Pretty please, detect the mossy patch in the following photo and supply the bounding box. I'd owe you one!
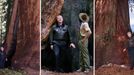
[0,68,26,75]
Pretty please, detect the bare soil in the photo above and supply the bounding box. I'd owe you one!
[41,69,93,75]
[96,64,134,75]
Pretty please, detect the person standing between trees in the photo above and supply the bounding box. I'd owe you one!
[123,31,134,70]
[50,15,76,72]
[77,13,92,72]
[0,46,7,68]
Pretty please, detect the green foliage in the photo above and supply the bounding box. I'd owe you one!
[0,68,26,75]
[0,0,13,45]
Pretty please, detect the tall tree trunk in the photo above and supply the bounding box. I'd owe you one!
[15,0,40,69]
[95,0,130,68]
[5,0,40,75]
[41,0,64,41]
[60,0,93,70]
[6,0,18,54]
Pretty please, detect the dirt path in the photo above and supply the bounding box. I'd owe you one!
[24,68,39,75]
[96,64,134,75]
[41,70,93,75]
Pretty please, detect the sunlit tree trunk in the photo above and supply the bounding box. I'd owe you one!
[5,0,40,74]
[41,0,64,41]
[15,0,40,69]
[95,0,130,68]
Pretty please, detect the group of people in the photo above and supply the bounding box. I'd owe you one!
[48,13,134,72]
[49,13,92,73]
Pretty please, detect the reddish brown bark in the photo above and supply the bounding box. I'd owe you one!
[14,0,40,69]
[41,0,64,41]
[95,0,130,68]
[6,0,18,53]
[5,0,40,74]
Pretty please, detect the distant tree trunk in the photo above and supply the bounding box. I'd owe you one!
[41,0,64,41]
[5,0,40,74]
[95,0,130,68]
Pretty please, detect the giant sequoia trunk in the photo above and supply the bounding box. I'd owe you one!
[95,0,131,68]
[5,0,40,74]
[6,0,18,55]
[61,0,93,70]
[41,0,64,41]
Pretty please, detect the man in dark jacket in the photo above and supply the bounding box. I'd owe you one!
[124,32,134,70]
[0,46,7,68]
[50,15,75,72]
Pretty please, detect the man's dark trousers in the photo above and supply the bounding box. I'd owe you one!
[128,47,134,69]
[53,41,72,72]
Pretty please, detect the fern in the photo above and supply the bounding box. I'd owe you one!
[0,0,13,45]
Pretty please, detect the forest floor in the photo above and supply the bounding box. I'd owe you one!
[95,64,134,75]
[0,68,39,75]
[41,69,93,75]
[0,68,26,75]
[24,67,39,75]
